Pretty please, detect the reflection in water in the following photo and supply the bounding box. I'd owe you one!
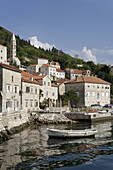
[0,121,113,169]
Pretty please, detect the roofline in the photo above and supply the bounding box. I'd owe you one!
[0,63,21,73]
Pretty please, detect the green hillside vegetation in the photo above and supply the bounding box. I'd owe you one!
[0,26,113,95]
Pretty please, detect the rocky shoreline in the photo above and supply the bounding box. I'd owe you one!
[0,113,74,143]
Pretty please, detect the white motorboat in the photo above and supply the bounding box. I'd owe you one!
[47,128,97,138]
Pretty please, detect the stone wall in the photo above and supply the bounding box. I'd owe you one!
[0,110,29,131]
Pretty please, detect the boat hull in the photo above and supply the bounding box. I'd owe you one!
[47,129,97,138]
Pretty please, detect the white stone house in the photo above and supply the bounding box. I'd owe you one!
[65,68,91,80]
[34,58,48,67]
[0,44,7,64]
[34,75,58,105]
[56,69,65,79]
[40,64,56,80]
[0,63,21,113]
[21,77,40,112]
[26,64,39,73]
[49,61,60,69]
[65,76,111,107]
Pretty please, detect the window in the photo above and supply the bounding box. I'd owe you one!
[12,76,13,82]
[6,85,12,93]
[1,50,2,53]
[30,101,33,107]
[44,81,46,85]
[1,57,2,59]
[30,87,33,94]
[48,82,50,86]
[76,92,79,97]
[92,92,95,96]
[97,86,99,89]
[106,93,108,97]
[52,92,54,96]
[35,101,38,107]
[102,92,104,97]
[6,101,12,108]
[35,88,37,94]
[26,101,28,107]
[86,91,90,97]
[26,87,30,93]
[46,91,48,98]
[14,86,17,93]
[97,93,99,99]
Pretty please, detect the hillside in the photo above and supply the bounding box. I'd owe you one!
[0,26,113,94]
[0,26,85,69]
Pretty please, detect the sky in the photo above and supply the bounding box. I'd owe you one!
[1,0,113,65]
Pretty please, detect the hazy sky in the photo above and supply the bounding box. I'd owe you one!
[1,0,113,65]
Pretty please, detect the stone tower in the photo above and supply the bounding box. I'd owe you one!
[10,33,20,66]
[10,33,16,63]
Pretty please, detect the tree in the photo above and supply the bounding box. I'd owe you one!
[61,90,79,107]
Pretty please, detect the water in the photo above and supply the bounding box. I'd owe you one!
[0,121,113,169]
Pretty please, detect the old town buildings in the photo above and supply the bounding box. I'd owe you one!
[0,33,111,113]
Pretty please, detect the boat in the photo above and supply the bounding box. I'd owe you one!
[47,128,97,138]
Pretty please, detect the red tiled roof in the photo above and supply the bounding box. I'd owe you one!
[40,64,55,68]
[51,84,58,87]
[21,71,34,77]
[65,76,111,85]
[21,77,42,85]
[32,72,42,76]
[56,69,64,72]
[31,64,37,66]
[50,61,60,66]
[0,63,21,72]
[57,79,69,83]
[65,68,88,74]
[34,75,46,80]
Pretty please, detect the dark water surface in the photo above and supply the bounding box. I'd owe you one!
[0,121,113,169]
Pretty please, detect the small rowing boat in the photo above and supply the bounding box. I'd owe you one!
[47,128,97,138]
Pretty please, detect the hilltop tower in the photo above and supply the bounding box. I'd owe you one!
[10,33,16,62]
[10,33,20,66]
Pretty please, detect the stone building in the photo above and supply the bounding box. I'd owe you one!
[21,77,40,112]
[0,44,7,64]
[65,76,111,107]
[35,75,58,105]
[0,63,21,112]
[65,68,91,80]
[34,58,48,67]
[56,69,65,79]
[49,61,60,69]
[40,64,56,80]
[26,64,39,73]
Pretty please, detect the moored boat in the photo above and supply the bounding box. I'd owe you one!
[47,128,97,138]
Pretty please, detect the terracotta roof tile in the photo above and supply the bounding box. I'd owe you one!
[21,77,42,85]
[56,69,65,72]
[0,63,21,72]
[65,76,111,85]
[40,64,55,68]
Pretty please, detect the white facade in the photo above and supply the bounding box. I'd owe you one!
[21,79,40,112]
[35,58,48,67]
[0,63,21,113]
[65,76,111,107]
[40,65,56,80]
[56,69,65,79]
[37,76,58,104]
[0,44,7,63]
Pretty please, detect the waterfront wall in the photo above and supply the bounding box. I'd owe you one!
[0,110,29,131]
